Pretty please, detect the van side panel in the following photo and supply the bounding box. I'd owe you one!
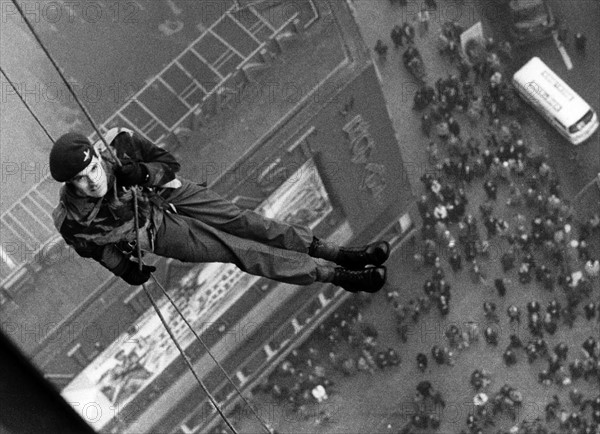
[512,57,598,145]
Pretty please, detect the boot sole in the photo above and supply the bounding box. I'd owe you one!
[364,266,387,293]
[371,241,391,266]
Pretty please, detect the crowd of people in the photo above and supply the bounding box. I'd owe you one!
[212,3,598,434]
[255,294,407,418]
[404,13,599,433]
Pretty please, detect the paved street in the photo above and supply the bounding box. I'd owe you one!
[482,0,600,203]
[235,238,599,433]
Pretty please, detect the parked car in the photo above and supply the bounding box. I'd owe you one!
[505,0,557,44]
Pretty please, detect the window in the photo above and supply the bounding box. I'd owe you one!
[552,117,566,130]
[511,0,547,21]
[269,322,295,350]
[569,110,594,133]
[541,71,574,101]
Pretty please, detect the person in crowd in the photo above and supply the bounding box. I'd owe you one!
[374,39,389,60]
[574,32,587,53]
[391,24,404,49]
[417,5,430,35]
[484,301,499,323]
[494,277,509,297]
[484,327,498,346]
[483,179,498,201]
[508,334,522,350]
[503,348,517,366]
[448,247,462,272]
[417,352,428,372]
[401,21,416,46]
[558,23,569,46]
[584,301,597,321]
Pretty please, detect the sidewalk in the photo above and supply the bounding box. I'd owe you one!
[351,0,488,194]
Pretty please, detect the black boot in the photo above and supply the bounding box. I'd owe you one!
[332,266,387,293]
[335,241,391,270]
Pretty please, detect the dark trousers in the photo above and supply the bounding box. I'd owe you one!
[152,179,318,285]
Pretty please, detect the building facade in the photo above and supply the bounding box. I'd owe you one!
[4,1,418,433]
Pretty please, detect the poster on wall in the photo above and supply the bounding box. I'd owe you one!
[61,158,334,430]
[256,158,333,229]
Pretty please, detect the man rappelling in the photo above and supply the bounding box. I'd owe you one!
[50,128,390,293]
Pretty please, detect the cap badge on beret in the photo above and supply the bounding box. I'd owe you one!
[49,132,96,182]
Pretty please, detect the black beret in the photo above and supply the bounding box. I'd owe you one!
[49,133,96,182]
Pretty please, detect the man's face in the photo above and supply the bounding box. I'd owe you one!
[70,155,108,198]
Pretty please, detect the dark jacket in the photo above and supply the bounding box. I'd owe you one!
[52,128,181,275]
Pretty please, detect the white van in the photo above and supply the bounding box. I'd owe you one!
[512,57,598,145]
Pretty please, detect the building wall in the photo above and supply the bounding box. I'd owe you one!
[138,62,417,434]
[217,62,414,245]
[24,1,418,433]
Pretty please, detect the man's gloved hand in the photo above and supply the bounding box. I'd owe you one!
[114,161,148,187]
[120,260,156,285]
